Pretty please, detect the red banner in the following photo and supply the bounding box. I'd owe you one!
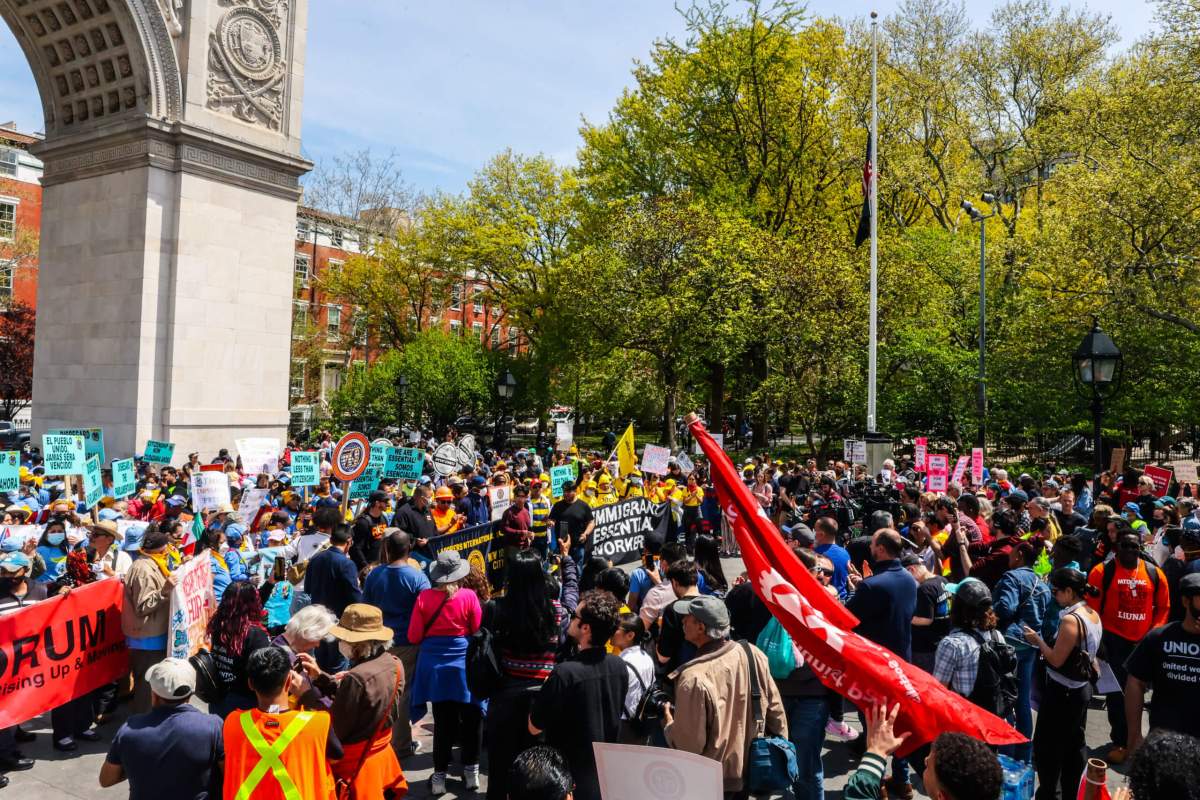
[0,580,129,727]
[688,416,1024,755]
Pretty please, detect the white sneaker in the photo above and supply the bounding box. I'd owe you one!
[464,764,480,791]
[826,719,860,742]
[430,772,447,796]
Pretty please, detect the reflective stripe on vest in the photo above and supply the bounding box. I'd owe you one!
[234,710,316,800]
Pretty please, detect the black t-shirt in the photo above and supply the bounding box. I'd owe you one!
[1125,621,1200,739]
[549,499,593,546]
[530,647,628,800]
[912,576,952,653]
[213,625,271,696]
[655,601,698,677]
[350,511,388,570]
[1055,510,1088,539]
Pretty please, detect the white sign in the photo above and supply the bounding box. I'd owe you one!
[555,420,574,449]
[489,484,511,522]
[456,435,477,470]
[168,555,216,660]
[843,439,866,464]
[431,442,460,477]
[1173,460,1199,484]
[675,451,694,475]
[640,444,671,476]
[239,488,269,529]
[190,471,232,512]
[235,437,281,475]
[693,433,723,454]
[594,743,722,800]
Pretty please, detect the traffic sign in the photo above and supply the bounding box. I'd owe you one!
[331,432,371,482]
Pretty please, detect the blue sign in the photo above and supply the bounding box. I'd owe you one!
[111,458,136,500]
[83,456,104,509]
[290,451,320,487]
[144,439,175,465]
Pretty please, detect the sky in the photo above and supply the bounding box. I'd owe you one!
[0,0,1160,194]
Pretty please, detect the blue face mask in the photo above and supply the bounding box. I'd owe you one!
[46,532,65,546]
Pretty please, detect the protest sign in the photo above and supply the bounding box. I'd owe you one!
[82,456,103,509]
[950,455,969,485]
[926,454,950,492]
[428,521,505,589]
[48,428,105,464]
[550,464,575,498]
[640,444,671,476]
[1110,447,1126,475]
[843,439,867,464]
[971,448,985,485]
[388,447,424,480]
[236,437,281,475]
[675,451,694,475]
[239,488,269,528]
[168,555,216,660]
[694,433,724,454]
[43,434,86,475]
[143,439,175,465]
[431,442,459,477]
[289,451,320,486]
[190,470,232,512]
[0,451,18,493]
[914,437,928,472]
[369,443,386,471]
[111,457,136,499]
[331,432,370,482]
[1143,464,1173,498]
[555,421,574,450]
[0,580,129,727]
[489,484,511,522]
[1173,460,1199,484]
[349,466,382,500]
[586,497,670,565]
[0,524,54,551]
[595,743,723,800]
[456,434,477,469]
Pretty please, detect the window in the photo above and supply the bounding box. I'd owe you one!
[322,364,344,398]
[327,258,343,272]
[472,288,483,313]
[491,327,501,349]
[292,301,309,333]
[327,305,342,338]
[508,326,518,348]
[450,284,462,310]
[294,253,310,283]
[0,261,12,306]
[331,228,344,248]
[0,148,16,178]
[290,365,305,398]
[296,219,310,241]
[450,319,462,335]
[0,201,14,240]
[472,321,483,341]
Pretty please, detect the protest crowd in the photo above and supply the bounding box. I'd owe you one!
[0,419,1199,800]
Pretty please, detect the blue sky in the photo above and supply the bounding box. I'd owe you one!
[0,0,1159,193]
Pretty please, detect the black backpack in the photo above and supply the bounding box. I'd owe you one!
[465,626,503,700]
[966,629,1018,720]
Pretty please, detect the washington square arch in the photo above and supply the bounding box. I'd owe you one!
[0,0,310,457]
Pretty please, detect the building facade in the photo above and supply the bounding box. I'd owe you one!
[0,123,42,310]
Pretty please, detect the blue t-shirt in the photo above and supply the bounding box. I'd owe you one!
[629,562,707,603]
[815,542,851,598]
[106,703,223,800]
[363,563,431,646]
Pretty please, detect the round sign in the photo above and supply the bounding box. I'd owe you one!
[457,434,476,454]
[456,441,476,470]
[331,432,371,482]
[372,437,393,448]
[432,442,460,477]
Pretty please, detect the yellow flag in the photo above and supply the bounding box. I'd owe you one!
[616,423,637,477]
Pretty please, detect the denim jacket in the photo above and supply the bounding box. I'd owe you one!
[992,566,1050,651]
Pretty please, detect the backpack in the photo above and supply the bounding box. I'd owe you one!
[966,629,1018,720]
[1098,557,1161,616]
[465,626,503,701]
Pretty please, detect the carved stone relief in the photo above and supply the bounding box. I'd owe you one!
[206,0,290,130]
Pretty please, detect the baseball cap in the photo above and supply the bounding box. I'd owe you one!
[146,658,196,700]
[900,553,923,568]
[368,491,389,505]
[165,495,187,507]
[122,524,147,551]
[671,595,730,629]
[0,552,31,572]
[1122,501,1143,519]
[417,475,432,486]
[1181,573,1200,597]
[1006,489,1029,504]
[98,507,122,522]
[781,522,815,547]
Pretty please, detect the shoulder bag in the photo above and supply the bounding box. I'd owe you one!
[741,641,799,793]
[1054,611,1100,685]
[336,661,403,800]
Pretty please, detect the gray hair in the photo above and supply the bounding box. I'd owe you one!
[706,624,731,640]
[285,604,337,645]
[345,640,386,662]
[1030,497,1052,511]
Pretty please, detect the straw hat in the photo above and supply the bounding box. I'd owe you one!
[329,604,393,644]
[88,520,122,541]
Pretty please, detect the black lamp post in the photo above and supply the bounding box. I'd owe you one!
[494,370,517,449]
[1072,319,1123,498]
[394,373,409,429]
[961,193,1001,449]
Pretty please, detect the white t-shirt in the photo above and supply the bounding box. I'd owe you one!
[619,645,656,719]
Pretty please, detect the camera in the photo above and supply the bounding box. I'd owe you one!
[642,684,674,718]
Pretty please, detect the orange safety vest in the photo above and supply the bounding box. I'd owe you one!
[222,708,336,800]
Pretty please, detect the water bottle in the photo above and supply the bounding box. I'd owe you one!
[998,754,1034,800]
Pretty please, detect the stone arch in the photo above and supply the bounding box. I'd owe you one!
[0,0,182,138]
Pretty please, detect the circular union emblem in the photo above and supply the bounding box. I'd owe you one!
[218,7,282,81]
[642,760,686,800]
[331,433,370,482]
[467,549,487,576]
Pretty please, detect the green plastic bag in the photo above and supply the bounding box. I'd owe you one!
[756,616,797,679]
[1034,549,1052,577]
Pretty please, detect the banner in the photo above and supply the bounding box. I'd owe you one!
[616,424,637,477]
[0,451,18,493]
[971,448,985,485]
[289,451,320,487]
[926,454,950,492]
[168,555,216,660]
[640,443,671,476]
[143,439,175,465]
[550,464,575,498]
[950,455,969,485]
[190,471,232,512]
[0,579,129,727]
[586,497,670,565]
[236,437,281,475]
[427,521,505,590]
[47,427,105,464]
[1143,464,1173,498]
[688,417,1023,755]
[83,455,104,509]
[387,447,424,481]
[111,458,136,499]
[913,436,928,473]
[43,434,86,475]
[489,484,511,522]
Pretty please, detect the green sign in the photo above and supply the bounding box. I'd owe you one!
[550,465,575,498]
[349,466,382,500]
[144,439,175,465]
[290,451,320,487]
[387,447,424,481]
[83,455,103,509]
[0,451,18,493]
[43,434,87,475]
[47,427,105,464]
[111,458,136,500]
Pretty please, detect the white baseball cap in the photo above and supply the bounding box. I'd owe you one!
[146,658,196,700]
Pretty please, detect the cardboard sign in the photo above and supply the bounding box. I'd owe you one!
[168,555,216,660]
[388,447,424,481]
[587,497,670,565]
[47,427,105,464]
[550,465,575,498]
[1143,464,1173,498]
[914,437,928,473]
[0,580,129,728]
[143,439,175,465]
[236,437,281,475]
[110,458,136,500]
[1173,460,1199,484]
[349,466,382,500]
[971,448,985,485]
[238,488,269,528]
[950,455,969,485]
[555,421,574,449]
[0,451,18,493]
[1110,447,1126,475]
[595,743,723,800]
[640,444,671,476]
[489,484,511,522]
[289,451,320,487]
[431,442,460,477]
[926,453,950,492]
[190,471,232,513]
[82,456,104,509]
[42,434,86,475]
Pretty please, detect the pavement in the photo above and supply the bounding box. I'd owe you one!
[7,555,1144,799]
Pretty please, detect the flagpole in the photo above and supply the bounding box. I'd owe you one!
[867,10,879,434]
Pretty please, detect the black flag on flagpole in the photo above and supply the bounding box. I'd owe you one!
[854,135,873,248]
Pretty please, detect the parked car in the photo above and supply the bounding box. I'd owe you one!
[453,415,479,432]
[0,422,30,451]
[515,418,540,434]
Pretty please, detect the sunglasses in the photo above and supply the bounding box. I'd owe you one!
[818,568,834,577]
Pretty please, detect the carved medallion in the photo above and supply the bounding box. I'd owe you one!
[207,1,290,130]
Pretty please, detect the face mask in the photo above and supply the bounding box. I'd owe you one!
[219,543,230,554]
[46,532,65,546]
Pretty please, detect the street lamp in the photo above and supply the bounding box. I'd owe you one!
[494,370,517,449]
[394,373,409,428]
[1072,319,1123,497]
[961,193,1000,449]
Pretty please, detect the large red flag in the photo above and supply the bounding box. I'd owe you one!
[687,415,1025,754]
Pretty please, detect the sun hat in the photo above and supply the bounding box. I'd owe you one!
[329,603,394,644]
[429,550,470,584]
[88,520,122,540]
[146,658,197,700]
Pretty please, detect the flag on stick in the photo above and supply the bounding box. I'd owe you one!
[616,423,638,477]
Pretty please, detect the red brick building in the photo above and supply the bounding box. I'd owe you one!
[0,123,43,310]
